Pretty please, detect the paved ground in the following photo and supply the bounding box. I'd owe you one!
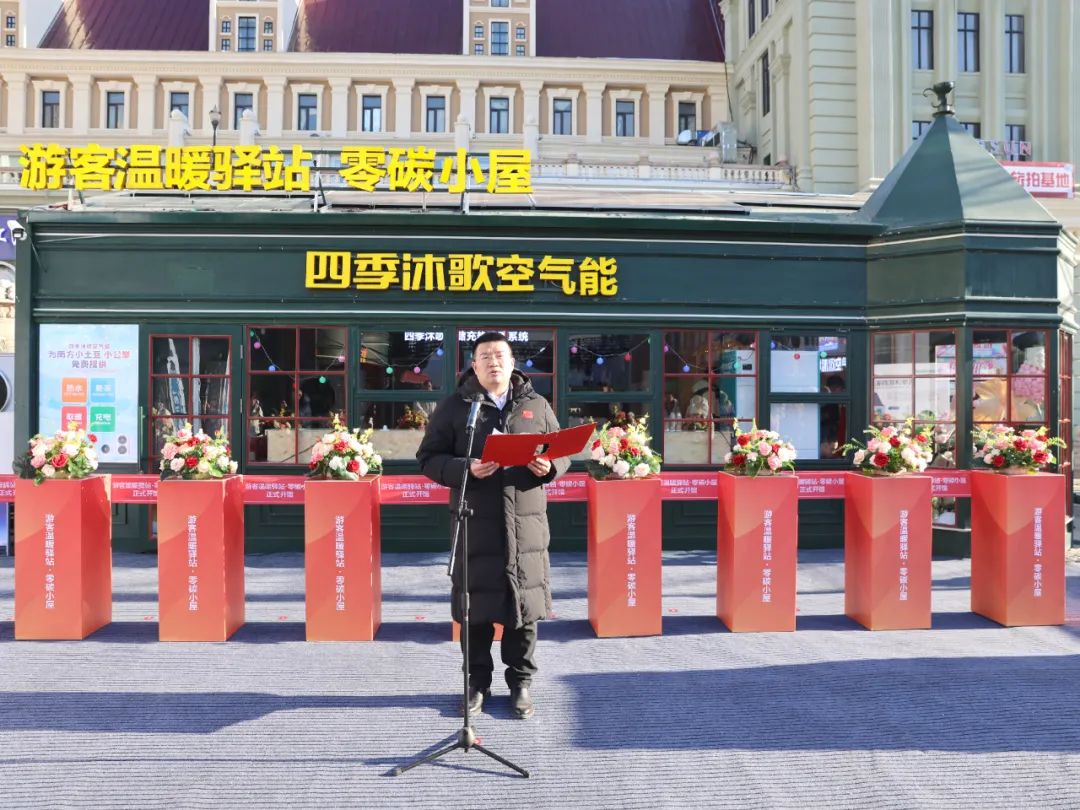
[1,549,1078,809]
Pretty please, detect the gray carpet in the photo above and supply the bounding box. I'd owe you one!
[1,549,1079,809]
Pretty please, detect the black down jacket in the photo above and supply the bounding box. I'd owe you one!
[416,368,570,627]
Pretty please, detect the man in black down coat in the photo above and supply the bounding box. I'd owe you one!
[417,332,570,719]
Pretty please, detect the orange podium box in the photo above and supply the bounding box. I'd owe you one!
[844,473,932,630]
[716,472,798,632]
[970,470,1065,626]
[15,476,112,640]
[586,476,663,637]
[157,476,246,642]
[304,477,382,641]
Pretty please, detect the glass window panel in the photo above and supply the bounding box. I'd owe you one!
[1012,330,1046,374]
[456,328,553,374]
[193,377,230,417]
[770,402,821,460]
[361,330,445,391]
[152,416,177,451]
[664,429,709,465]
[153,378,188,416]
[299,327,346,372]
[972,377,1008,423]
[664,331,710,374]
[873,332,913,375]
[250,374,295,424]
[567,334,650,392]
[711,332,757,375]
[299,374,345,419]
[972,330,1008,374]
[1011,376,1045,423]
[357,402,429,462]
[915,377,955,422]
[873,377,913,423]
[928,422,956,467]
[152,337,189,374]
[771,335,846,393]
[249,327,296,371]
[191,337,230,375]
[190,415,229,438]
[915,330,956,374]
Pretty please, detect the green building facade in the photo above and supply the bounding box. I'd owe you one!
[15,115,1076,553]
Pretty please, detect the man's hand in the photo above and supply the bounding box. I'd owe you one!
[470,459,500,479]
[527,456,552,478]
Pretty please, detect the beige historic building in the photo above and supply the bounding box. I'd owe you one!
[723,0,1080,199]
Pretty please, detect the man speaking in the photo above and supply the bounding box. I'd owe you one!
[417,331,569,720]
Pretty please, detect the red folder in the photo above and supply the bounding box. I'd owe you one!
[480,422,596,466]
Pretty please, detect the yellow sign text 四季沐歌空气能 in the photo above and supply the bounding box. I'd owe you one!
[305,251,616,296]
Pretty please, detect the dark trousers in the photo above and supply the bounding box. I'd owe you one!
[461,621,537,691]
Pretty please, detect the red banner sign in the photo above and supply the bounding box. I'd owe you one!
[0,468,980,504]
[795,472,848,499]
[377,475,450,505]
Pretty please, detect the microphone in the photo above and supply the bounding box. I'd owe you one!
[465,394,483,432]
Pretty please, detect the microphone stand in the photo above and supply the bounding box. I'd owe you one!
[394,396,529,778]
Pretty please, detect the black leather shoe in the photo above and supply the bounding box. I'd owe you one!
[460,687,490,716]
[510,686,534,719]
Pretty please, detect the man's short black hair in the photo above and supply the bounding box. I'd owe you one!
[473,331,512,353]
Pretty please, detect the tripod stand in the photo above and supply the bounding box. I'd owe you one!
[394,397,529,778]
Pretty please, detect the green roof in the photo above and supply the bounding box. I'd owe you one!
[858,114,1058,231]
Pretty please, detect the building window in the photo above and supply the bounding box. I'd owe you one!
[516,43,525,56]
[912,119,931,140]
[426,95,446,133]
[761,0,770,20]
[237,16,256,51]
[516,25,526,40]
[491,0,510,6]
[1005,123,1028,160]
[748,0,756,37]
[474,23,484,38]
[957,12,980,72]
[263,19,274,34]
[220,38,231,51]
[678,101,697,134]
[263,38,273,51]
[615,99,635,137]
[760,52,771,115]
[661,331,756,465]
[41,91,60,128]
[1005,14,1024,74]
[961,121,981,138]
[354,330,449,460]
[971,329,1049,428]
[246,327,347,465]
[770,335,849,461]
[474,43,484,55]
[5,34,14,47]
[872,330,957,523]
[150,335,233,470]
[234,92,253,129]
[106,91,125,129]
[361,95,382,132]
[489,96,509,134]
[911,10,933,70]
[566,333,649,439]
[5,15,15,29]
[221,18,231,33]
[169,91,189,119]
[297,93,318,131]
[553,98,572,135]
[491,21,509,55]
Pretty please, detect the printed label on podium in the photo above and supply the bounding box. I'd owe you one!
[14,476,112,640]
[970,471,1065,626]
[305,477,382,641]
[587,476,662,637]
[717,472,798,632]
